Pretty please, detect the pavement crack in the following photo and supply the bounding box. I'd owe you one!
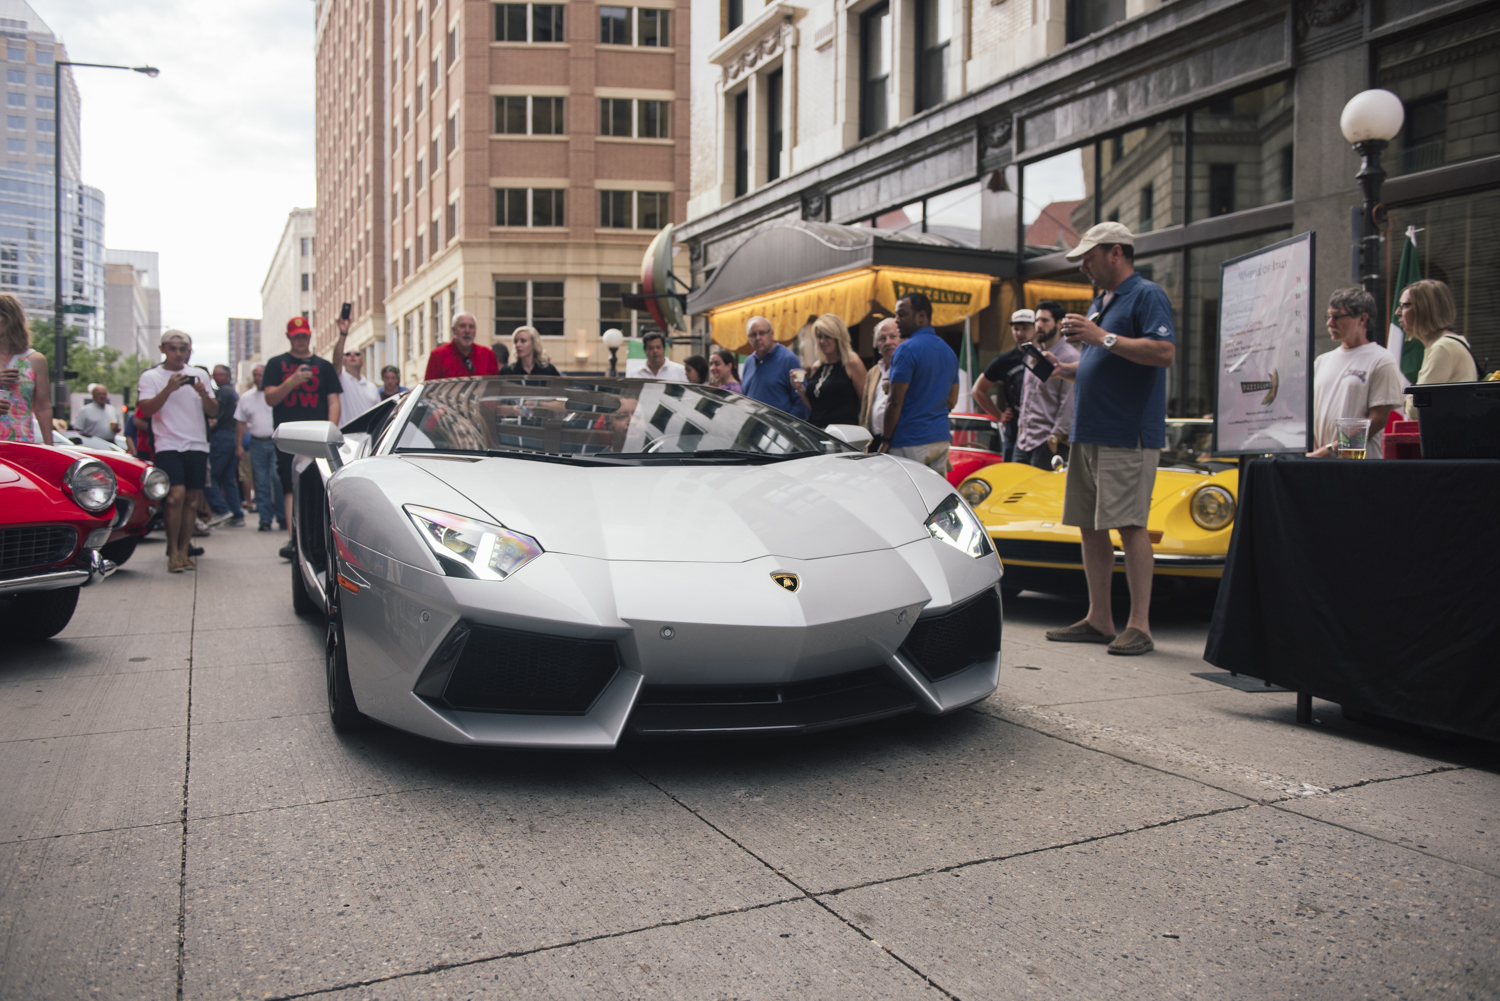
[174,567,197,1001]
[250,896,805,1000]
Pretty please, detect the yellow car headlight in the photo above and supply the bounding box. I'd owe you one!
[958,478,991,507]
[1189,485,1235,531]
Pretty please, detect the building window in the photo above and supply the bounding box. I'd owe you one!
[599,190,667,229]
[495,279,565,338]
[403,174,411,207]
[599,280,663,338]
[417,3,425,36]
[1207,164,1235,217]
[733,90,748,196]
[446,113,457,153]
[1065,0,1126,43]
[5,71,23,85]
[639,8,669,46]
[301,273,311,291]
[5,46,22,61]
[638,192,668,230]
[1278,145,1294,203]
[497,95,526,133]
[600,97,631,136]
[915,0,949,113]
[599,98,668,138]
[446,199,457,242]
[600,6,630,44]
[431,294,443,347]
[497,95,565,135]
[766,70,782,182]
[35,50,53,67]
[402,33,411,63]
[496,4,564,42]
[34,73,52,89]
[416,231,425,267]
[34,96,52,110]
[860,3,891,139]
[726,0,742,33]
[601,189,632,228]
[5,138,23,153]
[1139,183,1154,233]
[638,100,669,138]
[402,103,410,134]
[430,220,440,258]
[5,116,22,130]
[5,94,22,107]
[599,7,668,46]
[496,188,565,226]
[431,138,439,172]
[301,237,312,256]
[1188,80,1292,222]
[416,80,425,109]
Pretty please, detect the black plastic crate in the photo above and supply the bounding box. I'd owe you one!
[1408,381,1500,459]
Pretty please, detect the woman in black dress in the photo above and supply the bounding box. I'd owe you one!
[793,313,867,428]
[501,326,561,376]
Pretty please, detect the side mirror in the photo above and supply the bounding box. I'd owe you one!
[825,423,874,450]
[274,421,346,470]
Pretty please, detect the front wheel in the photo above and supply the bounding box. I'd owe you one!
[7,587,81,640]
[325,597,367,731]
[100,536,139,566]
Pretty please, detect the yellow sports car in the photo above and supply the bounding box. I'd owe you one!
[957,419,1237,599]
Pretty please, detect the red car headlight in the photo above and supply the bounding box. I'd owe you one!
[141,465,170,501]
[63,458,118,514]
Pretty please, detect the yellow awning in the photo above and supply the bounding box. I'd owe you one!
[708,266,994,354]
[1023,279,1095,312]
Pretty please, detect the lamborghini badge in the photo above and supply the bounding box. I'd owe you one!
[771,572,800,593]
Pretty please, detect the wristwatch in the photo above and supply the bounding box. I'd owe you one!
[1101,333,1118,350]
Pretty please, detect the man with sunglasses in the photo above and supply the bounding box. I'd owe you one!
[135,330,218,572]
[329,315,382,418]
[1307,287,1402,459]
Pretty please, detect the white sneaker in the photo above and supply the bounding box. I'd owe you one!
[193,519,212,537]
[205,511,233,527]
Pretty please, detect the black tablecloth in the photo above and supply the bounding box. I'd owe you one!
[1204,457,1500,740]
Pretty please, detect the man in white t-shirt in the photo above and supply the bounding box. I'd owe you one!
[1309,287,1403,460]
[136,330,218,571]
[234,364,283,532]
[632,331,687,381]
[329,314,382,418]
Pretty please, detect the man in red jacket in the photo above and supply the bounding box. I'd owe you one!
[425,312,500,380]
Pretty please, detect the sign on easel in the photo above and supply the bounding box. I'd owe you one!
[1212,232,1316,456]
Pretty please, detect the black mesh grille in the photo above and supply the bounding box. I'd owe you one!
[0,526,78,573]
[437,624,619,714]
[994,538,1083,564]
[900,590,1001,682]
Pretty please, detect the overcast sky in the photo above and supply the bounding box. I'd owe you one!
[48,0,315,366]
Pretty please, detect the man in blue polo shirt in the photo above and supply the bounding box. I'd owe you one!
[739,315,802,414]
[1042,222,1175,657]
[879,292,959,473]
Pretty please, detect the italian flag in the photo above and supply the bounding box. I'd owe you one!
[953,321,978,412]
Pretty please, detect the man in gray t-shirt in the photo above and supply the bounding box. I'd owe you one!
[76,383,117,441]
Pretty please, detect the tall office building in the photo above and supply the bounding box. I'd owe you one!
[0,3,106,343]
[102,248,158,356]
[227,317,261,366]
[313,0,691,383]
[312,0,386,365]
[261,208,316,349]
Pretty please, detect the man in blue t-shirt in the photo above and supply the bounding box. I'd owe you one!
[879,292,959,473]
[739,316,802,415]
[1041,222,1175,657]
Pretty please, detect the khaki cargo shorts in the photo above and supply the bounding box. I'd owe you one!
[1061,442,1158,530]
[888,440,952,475]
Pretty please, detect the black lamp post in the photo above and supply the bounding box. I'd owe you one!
[52,59,158,418]
[1339,89,1405,345]
[602,327,624,377]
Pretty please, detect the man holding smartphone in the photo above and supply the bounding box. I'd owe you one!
[329,304,382,418]
[136,330,218,572]
[262,316,341,560]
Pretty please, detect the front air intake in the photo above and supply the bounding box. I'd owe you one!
[416,622,619,714]
[1,526,78,573]
[899,589,1001,682]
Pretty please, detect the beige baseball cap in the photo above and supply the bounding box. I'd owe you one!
[1010,309,1036,324]
[1065,221,1136,261]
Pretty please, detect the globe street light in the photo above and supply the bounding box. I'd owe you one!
[51,61,159,419]
[602,327,624,377]
[1340,88,1404,343]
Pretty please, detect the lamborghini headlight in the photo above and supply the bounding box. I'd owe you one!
[141,465,170,501]
[62,458,117,514]
[958,478,991,507]
[924,493,993,558]
[1189,485,1235,531]
[404,505,543,580]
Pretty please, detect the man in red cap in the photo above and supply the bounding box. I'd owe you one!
[262,316,341,560]
[424,311,499,380]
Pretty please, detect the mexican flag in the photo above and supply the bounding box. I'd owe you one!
[953,320,978,412]
[1388,227,1424,384]
[622,336,648,377]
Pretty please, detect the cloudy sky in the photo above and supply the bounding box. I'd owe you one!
[47,0,315,366]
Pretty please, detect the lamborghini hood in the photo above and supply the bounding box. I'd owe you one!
[401,452,934,563]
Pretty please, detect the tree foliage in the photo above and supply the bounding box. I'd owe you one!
[31,319,153,399]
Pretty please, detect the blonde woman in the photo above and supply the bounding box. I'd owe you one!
[1398,280,1479,395]
[501,325,561,376]
[792,313,867,428]
[0,293,52,444]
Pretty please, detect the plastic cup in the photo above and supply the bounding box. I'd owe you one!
[1335,417,1370,460]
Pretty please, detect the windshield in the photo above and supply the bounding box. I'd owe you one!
[393,377,857,462]
[949,416,1001,453]
[1161,419,1236,469]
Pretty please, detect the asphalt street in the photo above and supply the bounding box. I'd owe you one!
[3,524,1497,1000]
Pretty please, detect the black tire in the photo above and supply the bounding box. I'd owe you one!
[291,551,316,616]
[325,594,367,731]
[9,587,81,640]
[99,536,139,567]
[1000,582,1023,601]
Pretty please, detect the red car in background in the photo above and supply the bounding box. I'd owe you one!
[56,431,169,566]
[947,412,1005,487]
[0,441,120,639]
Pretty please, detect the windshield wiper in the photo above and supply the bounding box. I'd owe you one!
[629,448,827,464]
[483,449,629,466]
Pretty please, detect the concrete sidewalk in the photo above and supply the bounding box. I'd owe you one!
[2,525,1496,999]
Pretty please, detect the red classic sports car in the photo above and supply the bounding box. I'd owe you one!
[1,441,120,639]
[947,412,1005,487]
[56,433,169,566]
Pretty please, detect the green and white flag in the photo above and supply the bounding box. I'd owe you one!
[953,318,978,412]
[1388,226,1424,384]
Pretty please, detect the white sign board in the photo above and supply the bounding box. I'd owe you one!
[1213,232,1315,456]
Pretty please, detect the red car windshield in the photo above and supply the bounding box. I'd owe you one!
[949,417,1001,454]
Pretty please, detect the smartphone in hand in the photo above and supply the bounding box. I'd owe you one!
[1019,342,1055,381]
[340,302,352,321]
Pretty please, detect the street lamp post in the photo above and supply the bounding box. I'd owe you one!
[52,60,158,418]
[1339,89,1405,344]
[602,327,624,377]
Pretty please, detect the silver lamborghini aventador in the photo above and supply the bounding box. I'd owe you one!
[275,376,1003,748]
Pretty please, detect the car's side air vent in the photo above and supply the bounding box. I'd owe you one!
[1003,492,1027,503]
[0,526,78,573]
[416,622,619,714]
[899,590,1001,682]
